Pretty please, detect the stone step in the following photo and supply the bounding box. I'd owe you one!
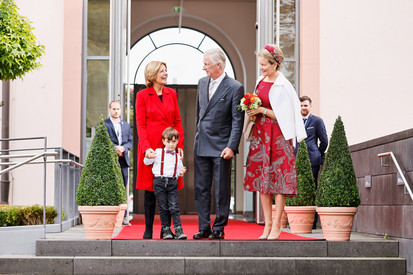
[0,255,406,275]
[35,239,400,258]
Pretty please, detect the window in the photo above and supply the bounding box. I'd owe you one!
[275,0,299,89]
[129,27,235,85]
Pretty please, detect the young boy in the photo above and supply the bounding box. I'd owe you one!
[143,127,187,239]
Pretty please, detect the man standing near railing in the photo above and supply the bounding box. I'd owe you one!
[105,100,133,226]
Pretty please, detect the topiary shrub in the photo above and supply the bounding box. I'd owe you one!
[315,116,360,207]
[76,118,126,206]
[286,140,315,206]
[109,131,127,205]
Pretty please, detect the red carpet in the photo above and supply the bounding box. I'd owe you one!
[113,215,321,241]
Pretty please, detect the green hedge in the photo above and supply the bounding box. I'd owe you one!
[0,205,57,227]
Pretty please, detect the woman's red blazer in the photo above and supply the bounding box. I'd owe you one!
[135,86,184,191]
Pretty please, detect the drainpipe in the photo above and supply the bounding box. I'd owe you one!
[1,80,10,204]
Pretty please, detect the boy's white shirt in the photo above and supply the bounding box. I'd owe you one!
[143,148,184,177]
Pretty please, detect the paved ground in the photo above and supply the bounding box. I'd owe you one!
[45,214,386,241]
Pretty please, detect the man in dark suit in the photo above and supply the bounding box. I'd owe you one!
[104,100,133,226]
[298,95,328,228]
[193,48,244,239]
[299,96,328,183]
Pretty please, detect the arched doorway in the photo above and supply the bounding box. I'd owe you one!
[129,1,257,216]
[131,27,237,214]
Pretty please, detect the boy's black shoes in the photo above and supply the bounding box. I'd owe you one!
[162,226,174,239]
[174,226,187,239]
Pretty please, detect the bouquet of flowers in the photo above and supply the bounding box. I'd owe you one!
[237,93,262,111]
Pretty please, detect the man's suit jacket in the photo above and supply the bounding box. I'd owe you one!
[301,114,328,167]
[194,74,244,157]
[104,118,133,167]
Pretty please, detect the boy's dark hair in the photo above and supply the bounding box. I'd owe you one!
[162,127,179,141]
[299,95,312,104]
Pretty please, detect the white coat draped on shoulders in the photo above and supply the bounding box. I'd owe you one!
[255,72,307,147]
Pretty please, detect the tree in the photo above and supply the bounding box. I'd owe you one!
[0,0,45,80]
[0,0,45,203]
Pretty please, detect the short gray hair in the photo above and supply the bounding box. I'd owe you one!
[204,48,226,69]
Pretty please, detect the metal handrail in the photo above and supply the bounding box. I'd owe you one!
[0,152,59,175]
[1,137,83,235]
[0,154,47,159]
[0,159,83,168]
[378,152,413,201]
[0,137,49,231]
[0,149,83,233]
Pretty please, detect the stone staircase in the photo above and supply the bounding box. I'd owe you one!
[0,238,406,274]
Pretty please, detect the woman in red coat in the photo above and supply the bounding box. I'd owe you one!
[136,61,184,239]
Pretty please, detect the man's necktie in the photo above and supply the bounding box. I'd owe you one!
[116,128,122,144]
[166,150,175,155]
[303,118,307,125]
[209,80,216,99]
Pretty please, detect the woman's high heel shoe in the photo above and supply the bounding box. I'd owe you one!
[259,225,272,240]
[267,226,281,240]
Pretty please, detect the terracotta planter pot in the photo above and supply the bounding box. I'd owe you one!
[272,205,288,228]
[316,206,358,241]
[78,205,120,240]
[284,206,316,234]
[115,204,128,228]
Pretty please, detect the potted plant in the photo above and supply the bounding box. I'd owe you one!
[315,116,360,241]
[284,140,316,234]
[76,118,126,239]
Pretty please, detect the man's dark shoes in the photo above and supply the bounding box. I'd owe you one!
[193,229,212,239]
[209,230,225,239]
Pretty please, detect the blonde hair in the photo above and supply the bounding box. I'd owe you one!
[108,100,120,109]
[257,44,284,71]
[144,61,167,87]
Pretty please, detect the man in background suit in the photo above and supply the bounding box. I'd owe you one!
[299,95,328,228]
[193,48,244,239]
[104,100,133,226]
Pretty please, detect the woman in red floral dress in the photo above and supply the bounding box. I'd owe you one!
[243,44,307,240]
